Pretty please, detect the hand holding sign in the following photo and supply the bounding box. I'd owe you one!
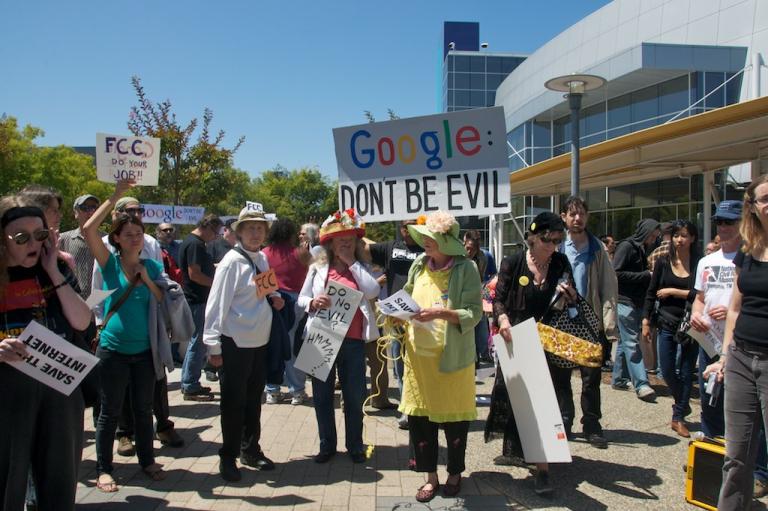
[96,133,161,186]
[377,290,420,320]
[254,268,279,299]
[0,338,28,363]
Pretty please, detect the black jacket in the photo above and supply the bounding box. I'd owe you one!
[613,219,659,309]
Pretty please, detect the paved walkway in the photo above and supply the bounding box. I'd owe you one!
[75,364,768,510]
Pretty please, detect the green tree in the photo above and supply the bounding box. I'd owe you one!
[251,166,336,225]
[127,76,245,209]
[0,115,111,231]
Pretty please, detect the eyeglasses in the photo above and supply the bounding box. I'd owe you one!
[77,205,98,213]
[7,229,50,245]
[752,196,768,206]
[122,207,145,216]
[540,235,564,245]
[160,228,175,233]
[715,219,737,226]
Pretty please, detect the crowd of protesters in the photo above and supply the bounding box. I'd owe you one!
[2,175,768,510]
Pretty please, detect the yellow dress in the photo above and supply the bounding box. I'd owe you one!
[399,265,477,423]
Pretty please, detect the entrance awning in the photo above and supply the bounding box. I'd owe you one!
[509,95,768,196]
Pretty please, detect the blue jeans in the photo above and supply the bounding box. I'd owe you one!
[181,302,207,393]
[658,328,698,421]
[311,339,366,455]
[266,291,306,396]
[95,348,156,473]
[612,302,650,392]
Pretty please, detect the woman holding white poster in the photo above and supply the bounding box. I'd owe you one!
[297,209,380,465]
[0,196,91,511]
[484,212,575,497]
[398,211,482,503]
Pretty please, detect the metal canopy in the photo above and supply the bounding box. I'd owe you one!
[509,95,768,196]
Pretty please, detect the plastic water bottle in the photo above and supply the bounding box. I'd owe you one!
[690,431,706,441]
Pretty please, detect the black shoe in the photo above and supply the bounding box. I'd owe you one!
[350,452,366,464]
[240,451,275,471]
[534,470,553,496]
[183,388,215,402]
[204,371,219,382]
[314,451,336,464]
[586,432,608,449]
[565,428,576,441]
[219,458,241,482]
[156,427,184,447]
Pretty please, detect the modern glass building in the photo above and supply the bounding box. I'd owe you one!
[493,0,767,253]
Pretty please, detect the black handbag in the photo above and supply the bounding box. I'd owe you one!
[540,294,605,369]
[675,303,694,345]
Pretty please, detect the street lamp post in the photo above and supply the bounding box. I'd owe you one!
[544,74,606,197]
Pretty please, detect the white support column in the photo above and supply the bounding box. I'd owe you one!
[703,170,714,245]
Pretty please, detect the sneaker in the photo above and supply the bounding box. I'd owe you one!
[534,470,553,496]
[266,392,282,404]
[219,457,241,482]
[586,432,608,449]
[156,428,184,447]
[290,392,307,406]
[117,436,135,457]
[397,414,409,430]
[611,380,631,391]
[204,370,218,382]
[637,386,657,402]
[183,389,215,402]
[755,478,768,498]
[240,451,275,471]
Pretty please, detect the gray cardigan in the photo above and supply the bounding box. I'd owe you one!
[148,276,194,380]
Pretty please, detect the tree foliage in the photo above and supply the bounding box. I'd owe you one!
[0,116,111,231]
[127,76,245,209]
[251,166,336,225]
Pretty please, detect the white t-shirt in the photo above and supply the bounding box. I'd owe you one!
[694,249,737,352]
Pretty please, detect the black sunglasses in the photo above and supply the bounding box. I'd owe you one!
[7,229,50,245]
[122,207,145,215]
[540,235,564,245]
[77,205,98,213]
[715,219,737,226]
[160,228,175,233]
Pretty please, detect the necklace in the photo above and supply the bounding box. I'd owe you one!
[528,250,552,273]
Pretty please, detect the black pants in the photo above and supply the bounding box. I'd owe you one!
[116,375,174,437]
[219,337,267,460]
[408,416,469,475]
[549,363,603,434]
[0,365,84,511]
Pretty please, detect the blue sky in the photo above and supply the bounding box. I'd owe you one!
[1,0,610,180]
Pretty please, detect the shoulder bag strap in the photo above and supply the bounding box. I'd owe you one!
[233,246,262,275]
[101,272,142,327]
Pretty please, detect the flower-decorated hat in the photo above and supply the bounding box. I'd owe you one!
[319,209,365,244]
[406,211,466,257]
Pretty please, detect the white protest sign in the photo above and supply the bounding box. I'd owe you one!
[9,320,99,396]
[333,107,509,222]
[85,288,115,310]
[493,318,572,463]
[140,204,206,225]
[687,327,717,358]
[96,133,161,186]
[377,290,421,320]
[294,281,364,382]
[245,201,264,213]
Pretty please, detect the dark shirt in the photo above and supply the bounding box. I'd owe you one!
[642,256,695,328]
[179,233,215,304]
[613,239,652,309]
[160,240,181,263]
[369,240,424,296]
[734,251,768,347]
[207,238,233,265]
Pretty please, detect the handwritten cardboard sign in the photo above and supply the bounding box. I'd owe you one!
[377,290,420,320]
[96,133,161,186]
[254,268,279,299]
[493,318,572,463]
[294,281,364,381]
[9,320,99,396]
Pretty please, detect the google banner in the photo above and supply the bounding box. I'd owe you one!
[333,107,509,222]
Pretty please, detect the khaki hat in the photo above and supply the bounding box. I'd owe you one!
[231,206,270,231]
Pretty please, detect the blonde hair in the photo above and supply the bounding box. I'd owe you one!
[740,174,768,255]
[322,238,366,267]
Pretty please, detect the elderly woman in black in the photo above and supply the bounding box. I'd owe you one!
[0,197,91,511]
[484,212,575,497]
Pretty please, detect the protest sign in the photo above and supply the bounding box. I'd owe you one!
[85,288,115,310]
[96,133,161,186]
[493,318,572,463]
[9,321,99,396]
[377,290,420,320]
[333,107,509,222]
[295,281,364,381]
[140,204,205,225]
[254,269,279,299]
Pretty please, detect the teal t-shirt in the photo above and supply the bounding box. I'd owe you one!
[99,253,163,354]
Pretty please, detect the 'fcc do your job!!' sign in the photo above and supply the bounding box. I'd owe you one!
[333,106,509,222]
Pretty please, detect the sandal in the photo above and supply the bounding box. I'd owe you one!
[96,473,118,493]
[415,483,439,503]
[142,463,167,481]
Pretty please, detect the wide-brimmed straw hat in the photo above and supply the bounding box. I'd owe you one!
[319,209,365,244]
[231,205,270,231]
[407,211,466,257]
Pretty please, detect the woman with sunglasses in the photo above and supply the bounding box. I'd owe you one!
[641,220,700,438]
[82,180,168,492]
[0,196,91,511]
[707,174,768,509]
[485,212,575,497]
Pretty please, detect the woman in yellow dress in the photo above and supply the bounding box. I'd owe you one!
[398,211,482,502]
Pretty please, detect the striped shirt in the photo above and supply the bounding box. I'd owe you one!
[58,227,104,299]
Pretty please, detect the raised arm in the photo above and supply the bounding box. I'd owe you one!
[83,180,134,270]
